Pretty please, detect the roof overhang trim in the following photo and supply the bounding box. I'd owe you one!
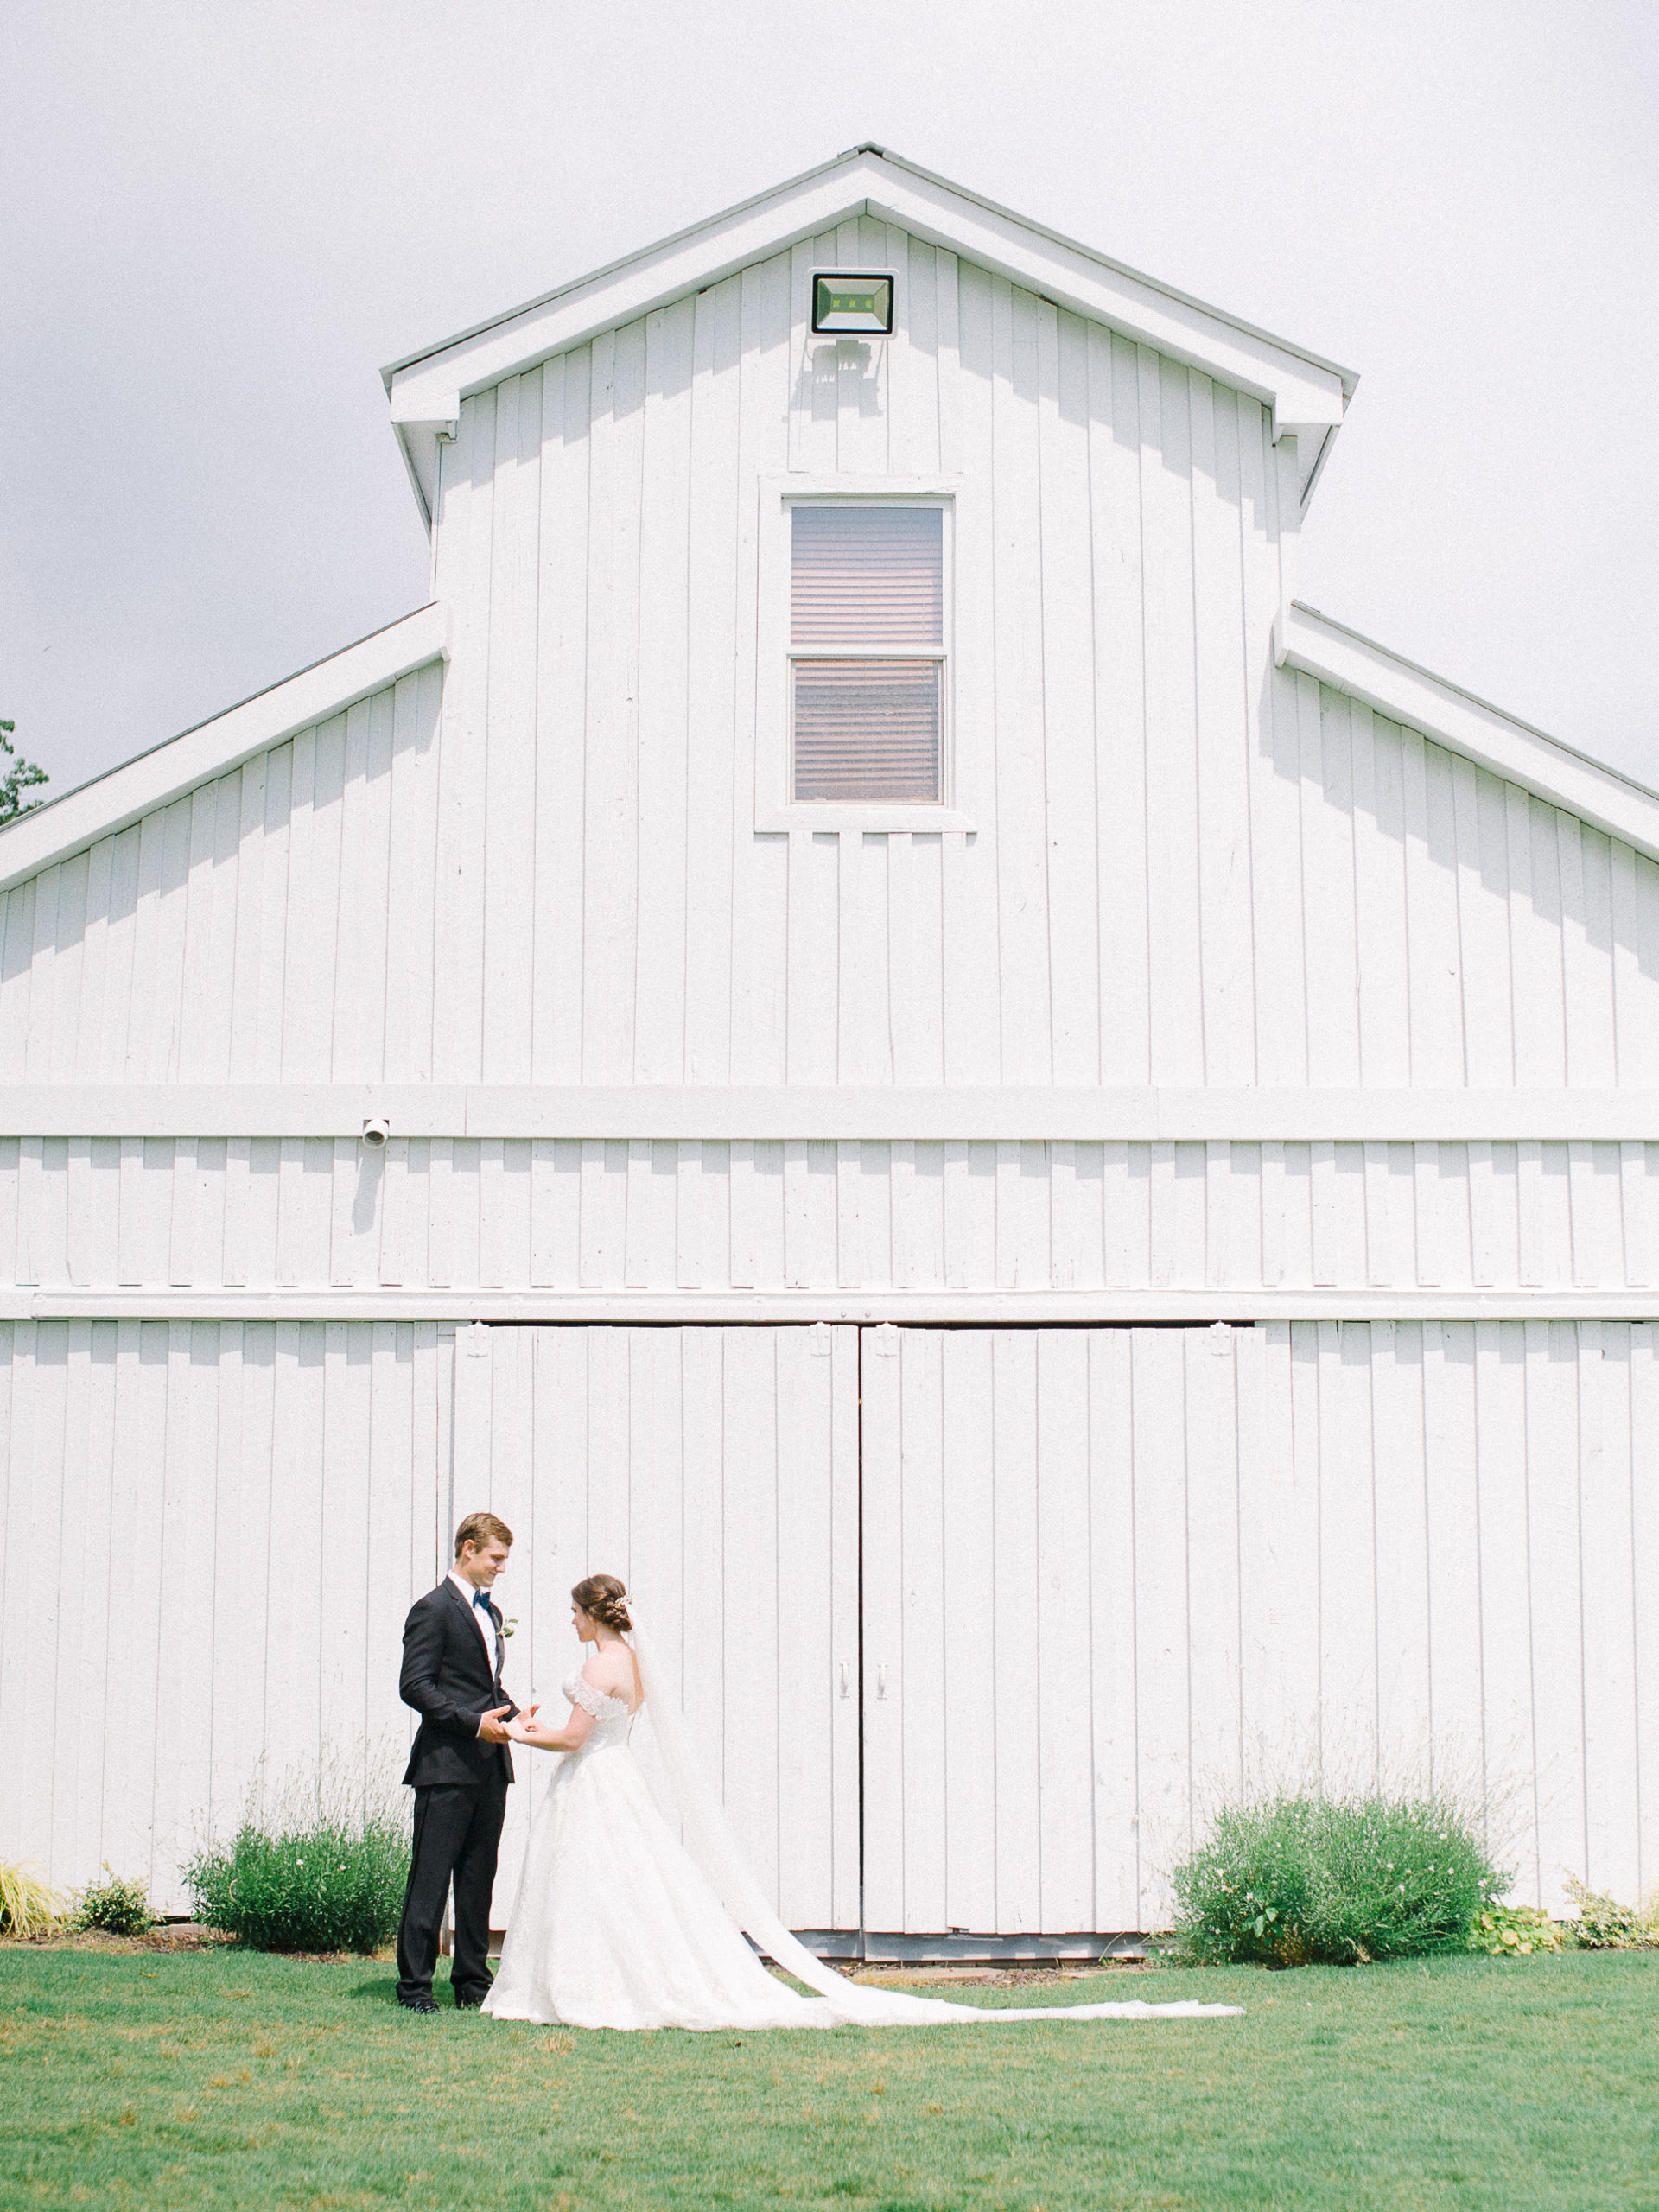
[385,148,1357,525]
[1280,602,1659,862]
[0,601,450,896]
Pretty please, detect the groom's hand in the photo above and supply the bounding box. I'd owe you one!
[478,1705,513,1744]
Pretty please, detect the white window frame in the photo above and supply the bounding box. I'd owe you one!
[754,474,976,833]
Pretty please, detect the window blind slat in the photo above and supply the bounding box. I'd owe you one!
[792,660,940,802]
[790,506,945,803]
[791,506,943,649]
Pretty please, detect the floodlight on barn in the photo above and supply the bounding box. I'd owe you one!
[812,272,893,334]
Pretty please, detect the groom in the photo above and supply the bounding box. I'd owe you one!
[395,1510,529,2012]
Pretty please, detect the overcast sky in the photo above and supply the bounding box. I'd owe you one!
[5,0,1656,804]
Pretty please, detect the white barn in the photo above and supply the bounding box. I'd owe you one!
[3,146,1656,1947]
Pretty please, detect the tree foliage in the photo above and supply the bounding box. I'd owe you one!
[0,720,48,824]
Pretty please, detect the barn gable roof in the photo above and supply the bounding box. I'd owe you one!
[0,602,448,897]
[382,143,1360,524]
[3,154,1649,901]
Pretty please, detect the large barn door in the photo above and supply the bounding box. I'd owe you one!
[454,1324,861,1932]
[859,1319,1659,1935]
[857,1325,1203,1936]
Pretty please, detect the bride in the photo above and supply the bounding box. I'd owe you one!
[480,1574,1240,2032]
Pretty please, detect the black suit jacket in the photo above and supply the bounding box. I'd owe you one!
[400,1579,518,1789]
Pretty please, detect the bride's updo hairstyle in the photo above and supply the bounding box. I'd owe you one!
[571,1573,632,1632]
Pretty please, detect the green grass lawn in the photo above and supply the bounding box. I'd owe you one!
[2,1947,1656,2211]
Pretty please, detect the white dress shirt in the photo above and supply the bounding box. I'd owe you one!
[448,1570,500,1735]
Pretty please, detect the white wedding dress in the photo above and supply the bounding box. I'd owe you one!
[481,1629,1241,2033]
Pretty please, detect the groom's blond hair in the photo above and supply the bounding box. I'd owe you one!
[454,1510,513,1557]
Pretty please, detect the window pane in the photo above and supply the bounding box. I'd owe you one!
[792,660,940,802]
[791,506,943,649]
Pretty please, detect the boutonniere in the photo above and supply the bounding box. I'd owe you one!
[500,1618,517,1638]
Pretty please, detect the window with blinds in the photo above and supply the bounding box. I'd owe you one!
[790,505,944,804]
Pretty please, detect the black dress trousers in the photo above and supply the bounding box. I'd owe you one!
[396,1776,508,2004]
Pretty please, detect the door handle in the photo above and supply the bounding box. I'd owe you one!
[877,1664,888,1700]
[839,1661,850,1700]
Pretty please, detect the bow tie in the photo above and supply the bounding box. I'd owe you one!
[473,1591,493,1619]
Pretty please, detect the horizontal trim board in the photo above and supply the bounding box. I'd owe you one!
[9,1289,1657,1324]
[753,804,977,833]
[5,1085,1659,1141]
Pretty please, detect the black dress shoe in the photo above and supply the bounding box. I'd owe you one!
[398,1996,441,2015]
[454,1991,490,2010]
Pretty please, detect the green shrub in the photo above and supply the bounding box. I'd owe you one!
[1469,1903,1564,1955]
[1171,1791,1504,1967]
[1562,1876,1659,1950]
[185,1817,409,1954]
[0,1860,67,1940]
[70,1867,156,1937]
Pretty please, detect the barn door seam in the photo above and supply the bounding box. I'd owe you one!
[855,1320,868,1963]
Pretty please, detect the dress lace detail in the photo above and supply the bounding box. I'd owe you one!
[562,1671,632,1720]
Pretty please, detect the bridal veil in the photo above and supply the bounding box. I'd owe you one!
[624,1610,1240,2028]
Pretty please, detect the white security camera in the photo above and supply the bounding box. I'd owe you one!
[361,1116,391,1147]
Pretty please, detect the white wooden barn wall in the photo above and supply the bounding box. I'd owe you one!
[2,1133,1656,1296]
[0,1316,861,1929]
[10,1316,1649,1925]
[0,1319,451,1911]
[861,1321,1659,1929]
[451,1323,861,1933]
[0,666,445,1089]
[4,201,1655,1944]
[5,229,1659,1094]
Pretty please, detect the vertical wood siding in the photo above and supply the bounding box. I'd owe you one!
[0,665,446,1087]
[4,232,1658,1089]
[0,1319,450,1910]
[6,1317,1649,1931]
[1,1136,1652,1294]
[420,1322,861,1931]
[861,1322,1659,1930]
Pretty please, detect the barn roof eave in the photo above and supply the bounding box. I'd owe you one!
[1281,601,1659,863]
[382,143,1358,528]
[0,602,449,898]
